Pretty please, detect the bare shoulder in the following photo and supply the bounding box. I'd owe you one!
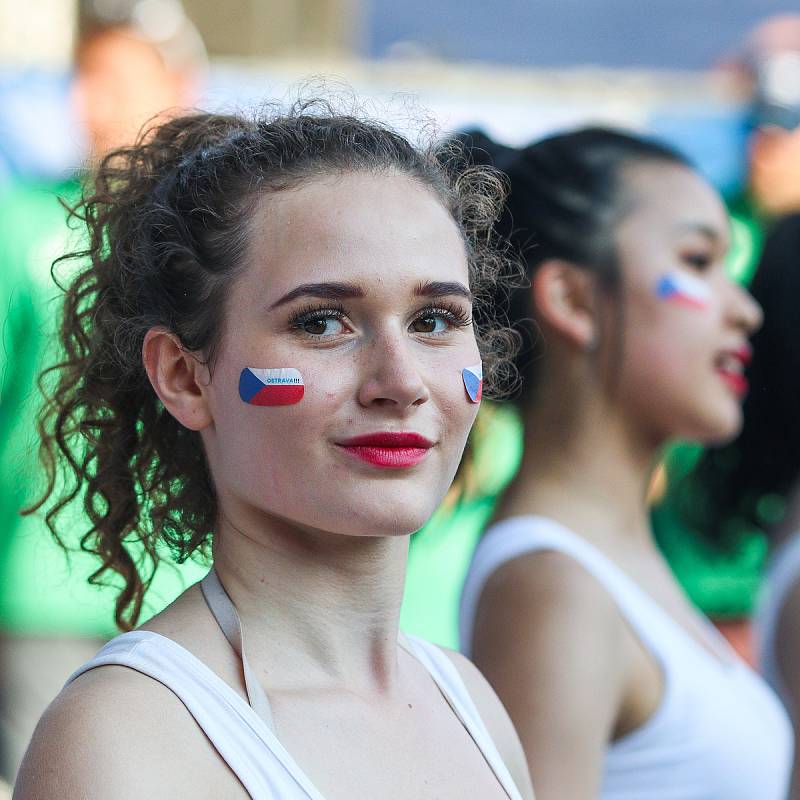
[478,548,628,657]
[438,647,535,800]
[474,548,630,706]
[14,663,240,800]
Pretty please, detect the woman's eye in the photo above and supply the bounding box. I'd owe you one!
[300,316,346,336]
[411,314,450,334]
[410,305,471,335]
[682,252,713,270]
[291,307,349,337]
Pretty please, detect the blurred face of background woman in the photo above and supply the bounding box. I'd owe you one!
[598,160,762,446]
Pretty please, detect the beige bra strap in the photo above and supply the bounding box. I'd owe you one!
[200,568,276,733]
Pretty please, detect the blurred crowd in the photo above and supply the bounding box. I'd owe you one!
[3,1,800,797]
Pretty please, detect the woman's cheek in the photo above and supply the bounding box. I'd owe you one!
[442,361,482,434]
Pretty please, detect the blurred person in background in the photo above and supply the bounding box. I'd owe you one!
[458,128,792,800]
[675,214,800,798]
[652,12,800,656]
[405,14,800,657]
[73,0,207,162]
[0,0,207,782]
[716,12,800,283]
[742,14,800,222]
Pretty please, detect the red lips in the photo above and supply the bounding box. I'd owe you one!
[733,344,753,366]
[336,432,434,469]
[716,343,753,398]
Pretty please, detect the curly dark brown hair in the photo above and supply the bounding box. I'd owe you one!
[25,100,518,630]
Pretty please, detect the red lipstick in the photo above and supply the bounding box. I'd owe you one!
[718,371,749,397]
[716,343,752,398]
[733,344,753,367]
[336,432,434,469]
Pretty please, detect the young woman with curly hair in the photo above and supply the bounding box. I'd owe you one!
[14,104,533,800]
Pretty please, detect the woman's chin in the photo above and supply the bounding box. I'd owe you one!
[340,503,438,539]
[676,408,743,447]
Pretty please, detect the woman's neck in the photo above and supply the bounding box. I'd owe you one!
[211,508,410,695]
[498,389,659,552]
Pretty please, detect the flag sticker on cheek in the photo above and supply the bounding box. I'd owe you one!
[655,272,711,310]
[239,368,305,406]
[462,363,483,404]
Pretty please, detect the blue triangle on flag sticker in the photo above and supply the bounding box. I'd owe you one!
[462,363,483,404]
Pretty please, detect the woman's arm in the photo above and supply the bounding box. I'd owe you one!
[470,550,630,800]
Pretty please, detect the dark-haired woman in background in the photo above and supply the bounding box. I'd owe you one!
[14,106,534,800]
[459,128,792,799]
[679,213,800,798]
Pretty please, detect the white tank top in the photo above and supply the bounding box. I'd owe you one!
[67,631,524,800]
[755,531,800,710]
[460,515,793,800]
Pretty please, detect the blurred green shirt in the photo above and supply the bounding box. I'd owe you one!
[0,179,206,637]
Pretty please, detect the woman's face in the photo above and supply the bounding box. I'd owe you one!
[610,162,762,445]
[202,171,481,538]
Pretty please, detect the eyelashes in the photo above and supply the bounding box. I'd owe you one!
[290,303,348,336]
[681,251,713,271]
[424,301,472,327]
[287,300,472,337]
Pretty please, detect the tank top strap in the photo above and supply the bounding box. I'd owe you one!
[201,568,276,731]
[399,634,524,800]
[461,515,679,666]
[67,631,327,799]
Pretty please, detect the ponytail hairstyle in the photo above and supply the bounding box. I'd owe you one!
[456,127,691,401]
[28,100,515,630]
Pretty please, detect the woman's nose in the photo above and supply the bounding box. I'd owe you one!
[729,281,763,336]
[356,334,430,410]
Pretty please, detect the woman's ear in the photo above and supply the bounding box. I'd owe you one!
[142,327,213,431]
[531,259,599,351]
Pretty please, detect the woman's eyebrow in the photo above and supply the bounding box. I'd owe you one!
[269,282,365,309]
[672,222,721,242]
[414,281,473,301]
[269,280,473,310]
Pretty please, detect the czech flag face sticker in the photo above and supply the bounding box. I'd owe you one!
[239,368,305,406]
[462,363,483,404]
[655,272,711,310]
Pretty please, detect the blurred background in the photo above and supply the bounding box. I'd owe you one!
[2,0,800,789]
[1,0,797,189]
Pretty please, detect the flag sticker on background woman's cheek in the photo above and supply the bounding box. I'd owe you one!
[462,363,483,404]
[239,368,305,406]
[655,272,711,310]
